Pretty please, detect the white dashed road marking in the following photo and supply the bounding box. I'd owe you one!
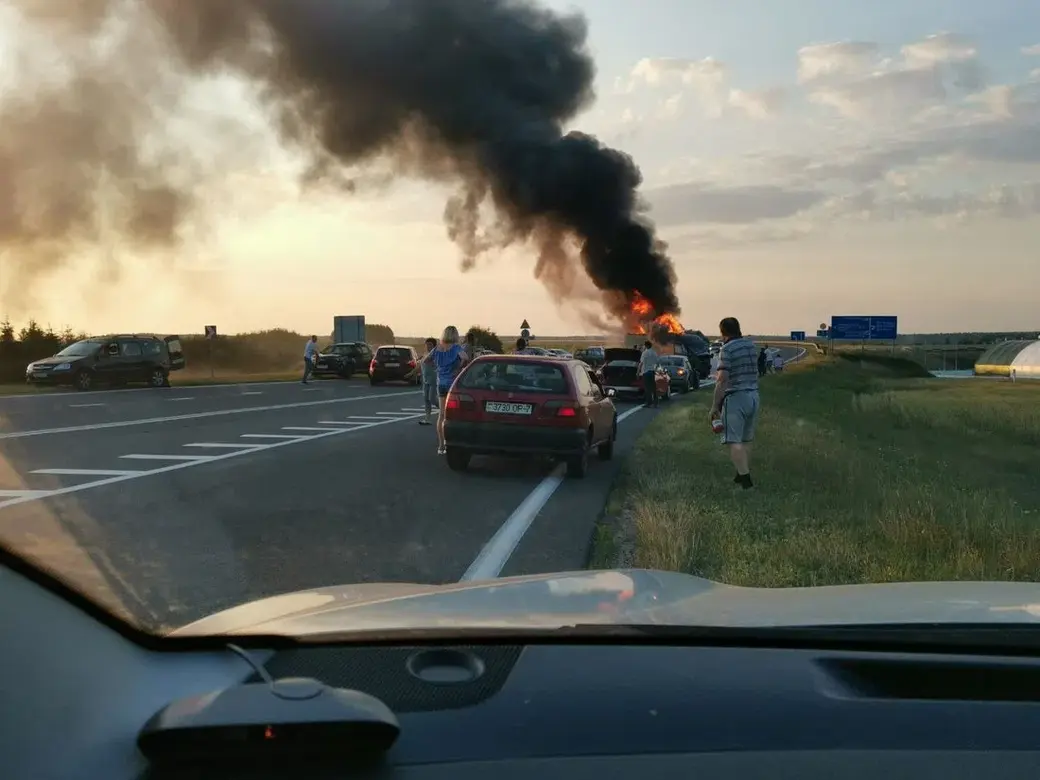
[0,409,430,510]
[183,442,262,450]
[31,468,142,477]
[69,403,105,409]
[121,454,211,462]
[280,426,332,432]
[0,389,421,441]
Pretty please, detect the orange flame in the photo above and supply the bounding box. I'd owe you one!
[628,292,684,337]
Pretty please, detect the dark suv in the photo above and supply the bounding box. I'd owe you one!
[26,335,186,391]
[313,342,372,379]
[369,345,421,386]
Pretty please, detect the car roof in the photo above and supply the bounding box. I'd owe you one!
[375,344,414,350]
[473,354,580,368]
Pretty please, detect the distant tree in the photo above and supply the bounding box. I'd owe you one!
[18,319,44,343]
[0,318,14,344]
[467,325,503,353]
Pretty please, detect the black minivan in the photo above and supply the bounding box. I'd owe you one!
[26,335,186,391]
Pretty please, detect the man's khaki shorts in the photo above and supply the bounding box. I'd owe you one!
[722,390,760,444]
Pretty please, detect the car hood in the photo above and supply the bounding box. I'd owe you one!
[171,569,1040,637]
[32,355,91,366]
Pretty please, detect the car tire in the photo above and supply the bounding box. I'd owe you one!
[446,448,470,472]
[566,449,589,478]
[149,367,169,388]
[73,370,93,392]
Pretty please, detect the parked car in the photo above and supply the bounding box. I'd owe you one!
[595,347,670,402]
[25,334,185,392]
[574,346,605,369]
[369,345,421,386]
[658,355,698,393]
[313,342,371,379]
[442,355,617,478]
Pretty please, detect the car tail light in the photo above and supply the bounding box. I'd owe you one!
[445,392,475,412]
[407,359,417,368]
[542,399,581,423]
[369,359,376,372]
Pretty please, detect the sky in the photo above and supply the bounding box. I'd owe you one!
[1,0,1039,338]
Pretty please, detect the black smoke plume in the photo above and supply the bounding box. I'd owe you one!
[1,0,680,322]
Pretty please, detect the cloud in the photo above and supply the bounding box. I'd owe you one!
[728,87,785,119]
[797,41,879,83]
[618,30,1040,246]
[645,182,825,227]
[1022,44,1040,56]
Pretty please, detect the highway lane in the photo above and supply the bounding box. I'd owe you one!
[0,380,674,632]
[0,347,805,634]
[0,376,408,433]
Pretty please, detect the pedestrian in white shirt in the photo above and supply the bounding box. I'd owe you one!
[302,335,318,384]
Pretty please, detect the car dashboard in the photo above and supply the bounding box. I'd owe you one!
[5,562,1040,780]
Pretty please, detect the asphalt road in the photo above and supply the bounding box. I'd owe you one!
[0,347,804,633]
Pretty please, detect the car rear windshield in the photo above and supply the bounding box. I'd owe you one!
[376,348,410,360]
[458,361,570,394]
[660,356,685,365]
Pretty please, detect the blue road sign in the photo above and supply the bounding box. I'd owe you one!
[816,329,828,339]
[829,316,898,341]
[790,331,806,341]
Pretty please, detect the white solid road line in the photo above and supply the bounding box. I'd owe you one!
[459,400,660,582]
[0,411,427,511]
[0,389,421,441]
[31,468,142,477]
[69,403,105,408]
[460,346,811,582]
[0,489,51,498]
[240,433,302,440]
[281,426,333,432]
[0,378,340,402]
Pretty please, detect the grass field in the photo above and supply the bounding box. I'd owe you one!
[591,354,1040,585]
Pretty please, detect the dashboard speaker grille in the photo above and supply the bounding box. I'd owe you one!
[254,645,522,712]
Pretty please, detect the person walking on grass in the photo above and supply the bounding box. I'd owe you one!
[638,339,659,408]
[418,336,438,426]
[709,317,759,490]
[421,325,470,455]
[302,335,318,384]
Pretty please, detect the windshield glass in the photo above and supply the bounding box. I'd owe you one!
[1,1,1038,642]
[54,341,101,357]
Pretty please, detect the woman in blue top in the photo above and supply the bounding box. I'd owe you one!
[422,325,470,455]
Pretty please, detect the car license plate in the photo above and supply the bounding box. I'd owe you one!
[384,362,399,368]
[32,372,46,379]
[485,401,533,415]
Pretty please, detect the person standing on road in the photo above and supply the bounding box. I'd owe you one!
[422,325,470,455]
[772,351,784,373]
[710,317,759,490]
[302,335,318,384]
[637,340,659,408]
[418,337,438,426]
[757,347,768,377]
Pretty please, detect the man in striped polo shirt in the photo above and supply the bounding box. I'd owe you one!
[709,317,760,489]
